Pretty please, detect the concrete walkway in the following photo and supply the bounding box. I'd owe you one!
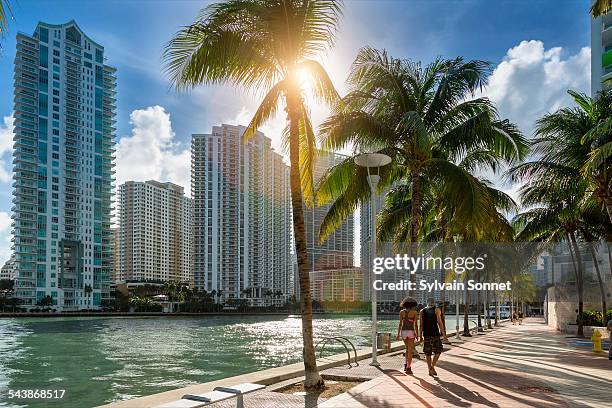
[320,319,610,408]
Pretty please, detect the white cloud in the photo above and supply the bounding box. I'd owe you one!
[0,211,12,265]
[482,40,591,137]
[115,106,191,195]
[0,115,15,183]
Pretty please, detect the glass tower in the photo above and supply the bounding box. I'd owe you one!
[12,21,116,310]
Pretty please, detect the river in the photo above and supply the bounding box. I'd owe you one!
[0,314,477,407]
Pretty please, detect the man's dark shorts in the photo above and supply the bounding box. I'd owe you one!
[423,336,443,355]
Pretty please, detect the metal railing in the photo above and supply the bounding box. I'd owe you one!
[315,336,359,368]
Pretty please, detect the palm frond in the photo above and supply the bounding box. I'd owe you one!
[244,79,287,142]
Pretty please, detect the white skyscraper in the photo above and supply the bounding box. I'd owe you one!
[12,21,115,310]
[191,125,292,306]
[119,181,193,284]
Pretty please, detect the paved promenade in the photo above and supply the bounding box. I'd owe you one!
[320,318,610,408]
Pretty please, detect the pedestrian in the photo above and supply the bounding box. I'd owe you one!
[419,297,449,377]
[396,297,418,374]
[512,312,517,325]
[518,310,523,325]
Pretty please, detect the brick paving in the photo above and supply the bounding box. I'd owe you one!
[319,319,611,408]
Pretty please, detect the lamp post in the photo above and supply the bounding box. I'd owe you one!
[355,152,391,367]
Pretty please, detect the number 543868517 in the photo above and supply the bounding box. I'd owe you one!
[7,389,66,399]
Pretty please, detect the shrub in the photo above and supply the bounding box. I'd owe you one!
[581,310,603,326]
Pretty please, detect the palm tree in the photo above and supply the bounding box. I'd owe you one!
[163,0,343,388]
[0,0,12,39]
[510,90,612,336]
[317,48,526,292]
[591,0,612,17]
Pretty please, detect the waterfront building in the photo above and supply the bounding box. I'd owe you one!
[0,256,17,281]
[592,11,612,95]
[191,124,292,306]
[291,151,358,302]
[306,151,354,270]
[310,267,363,302]
[119,180,193,284]
[360,193,441,305]
[110,227,121,283]
[12,21,116,310]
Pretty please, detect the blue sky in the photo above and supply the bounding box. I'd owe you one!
[0,0,593,264]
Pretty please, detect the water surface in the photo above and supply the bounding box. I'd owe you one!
[0,314,476,407]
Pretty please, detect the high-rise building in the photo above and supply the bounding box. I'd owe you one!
[119,181,193,284]
[591,12,612,95]
[191,125,292,306]
[310,267,363,302]
[0,256,17,281]
[306,151,354,270]
[360,189,441,305]
[110,227,121,283]
[12,21,116,310]
[360,187,390,302]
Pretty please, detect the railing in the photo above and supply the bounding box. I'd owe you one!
[315,336,359,368]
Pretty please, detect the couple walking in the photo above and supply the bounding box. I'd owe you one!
[396,297,448,376]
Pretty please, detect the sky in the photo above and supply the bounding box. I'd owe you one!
[0,0,593,265]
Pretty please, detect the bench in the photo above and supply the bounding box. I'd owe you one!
[154,383,265,408]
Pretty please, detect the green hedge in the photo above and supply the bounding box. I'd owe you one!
[581,309,612,326]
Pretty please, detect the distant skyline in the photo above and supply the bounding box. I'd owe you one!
[0,0,593,264]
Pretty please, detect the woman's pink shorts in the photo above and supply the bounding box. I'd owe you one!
[401,330,416,339]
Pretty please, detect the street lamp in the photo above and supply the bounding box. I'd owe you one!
[354,152,391,367]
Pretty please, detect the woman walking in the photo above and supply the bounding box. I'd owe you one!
[396,297,418,374]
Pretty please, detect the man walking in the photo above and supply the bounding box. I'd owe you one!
[419,297,449,377]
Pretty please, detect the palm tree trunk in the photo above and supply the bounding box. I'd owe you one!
[409,174,422,295]
[486,288,492,329]
[463,284,471,336]
[287,93,323,389]
[589,243,607,324]
[476,271,482,332]
[605,197,612,225]
[568,232,585,338]
[494,291,500,326]
[607,243,612,280]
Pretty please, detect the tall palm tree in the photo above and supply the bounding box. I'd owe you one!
[510,90,612,336]
[317,48,526,292]
[0,0,11,38]
[163,0,343,388]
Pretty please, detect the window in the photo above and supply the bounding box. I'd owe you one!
[39,45,48,68]
[39,27,49,43]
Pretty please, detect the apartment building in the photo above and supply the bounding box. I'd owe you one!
[191,124,292,306]
[12,21,115,310]
[306,151,355,270]
[119,180,193,284]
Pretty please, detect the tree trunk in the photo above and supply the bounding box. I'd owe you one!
[409,174,422,295]
[463,284,471,336]
[476,270,482,332]
[607,243,612,280]
[287,92,323,389]
[605,196,612,226]
[494,291,500,326]
[568,232,585,338]
[486,288,492,329]
[589,242,607,325]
